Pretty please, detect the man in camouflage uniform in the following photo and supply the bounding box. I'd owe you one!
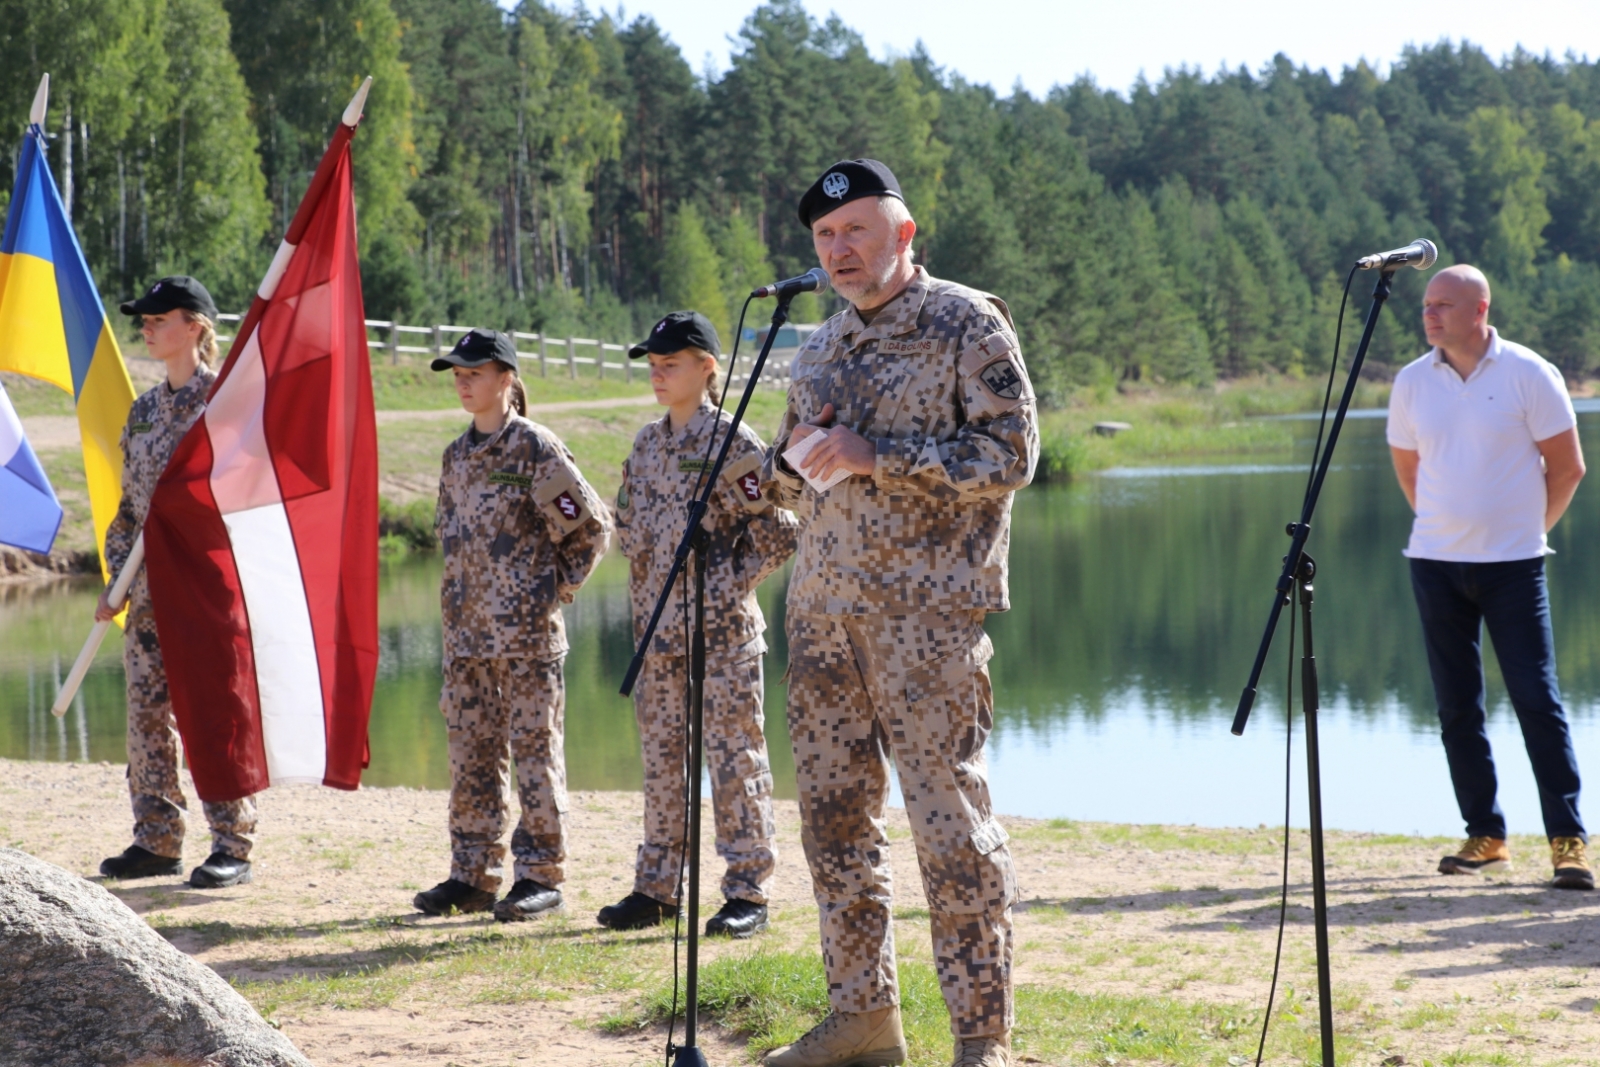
[98,276,258,889]
[418,329,611,922]
[604,311,799,937]
[761,161,1039,1067]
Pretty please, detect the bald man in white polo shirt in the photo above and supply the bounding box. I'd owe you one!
[1388,264,1592,890]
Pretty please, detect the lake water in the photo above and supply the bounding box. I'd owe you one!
[8,410,1600,836]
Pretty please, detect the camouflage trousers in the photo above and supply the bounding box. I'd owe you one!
[442,656,568,892]
[633,652,777,905]
[786,610,1016,1039]
[124,611,257,861]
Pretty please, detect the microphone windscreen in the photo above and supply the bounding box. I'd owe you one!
[808,267,831,296]
[1412,239,1438,270]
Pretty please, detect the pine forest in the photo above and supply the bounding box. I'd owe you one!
[3,0,1599,400]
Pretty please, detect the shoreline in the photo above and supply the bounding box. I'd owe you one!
[5,758,1599,1065]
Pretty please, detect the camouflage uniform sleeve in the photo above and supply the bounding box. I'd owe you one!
[721,432,798,586]
[103,422,137,578]
[532,439,612,603]
[612,449,641,561]
[760,396,807,509]
[872,306,1039,501]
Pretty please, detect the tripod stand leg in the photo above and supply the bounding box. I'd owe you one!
[1297,560,1336,1066]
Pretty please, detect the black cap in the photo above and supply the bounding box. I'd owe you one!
[431,328,519,371]
[119,275,218,320]
[629,311,721,359]
[797,159,905,229]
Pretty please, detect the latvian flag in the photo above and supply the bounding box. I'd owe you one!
[143,81,379,801]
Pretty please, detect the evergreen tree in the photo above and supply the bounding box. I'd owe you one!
[661,203,729,343]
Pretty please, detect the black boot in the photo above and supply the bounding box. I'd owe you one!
[596,892,678,930]
[99,845,183,880]
[705,899,769,939]
[493,879,563,922]
[414,878,495,916]
[190,852,253,889]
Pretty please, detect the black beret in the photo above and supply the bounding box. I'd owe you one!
[119,275,218,321]
[431,328,519,372]
[797,159,905,229]
[629,310,721,359]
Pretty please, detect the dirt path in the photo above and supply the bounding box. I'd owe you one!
[19,394,659,454]
[5,758,1600,1065]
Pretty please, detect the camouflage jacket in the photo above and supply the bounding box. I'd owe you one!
[436,415,611,662]
[105,364,218,621]
[616,400,798,661]
[762,267,1038,617]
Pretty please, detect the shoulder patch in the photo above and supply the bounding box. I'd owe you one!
[617,482,630,510]
[488,471,533,489]
[721,452,767,511]
[979,360,1025,400]
[534,464,590,537]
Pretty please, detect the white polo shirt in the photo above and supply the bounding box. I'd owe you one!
[1386,329,1576,562]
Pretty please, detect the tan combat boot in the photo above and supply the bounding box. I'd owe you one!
[763,1006,907,1067]
[1437,836,1511,875]
[1551,837,1596,890]
[953,1034,1011,1067]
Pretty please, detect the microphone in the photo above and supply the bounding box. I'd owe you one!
[752,267,829,299]
[1356,238,1438,272]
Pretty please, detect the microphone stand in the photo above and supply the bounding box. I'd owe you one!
[621,291,798,1067]
[1232,267,1398,1067]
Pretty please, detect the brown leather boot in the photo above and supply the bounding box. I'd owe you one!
[952,1034,1011,1067]
[763,1006,907,1067]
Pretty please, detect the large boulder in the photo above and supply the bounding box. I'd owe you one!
[0,847,313,1067]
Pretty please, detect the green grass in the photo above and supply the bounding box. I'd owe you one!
[232,920,644,1016]
[1034,374,1393,481]
[369,361,654,411]
[1,372,75,416]
[604,945,1362,1066]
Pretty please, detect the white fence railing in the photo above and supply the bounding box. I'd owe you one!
[214,314,795,388]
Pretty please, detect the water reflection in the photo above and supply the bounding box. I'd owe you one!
[6,413,1600,834]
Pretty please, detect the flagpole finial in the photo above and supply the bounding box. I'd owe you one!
[29,74,49,128]
[342,76,373,127]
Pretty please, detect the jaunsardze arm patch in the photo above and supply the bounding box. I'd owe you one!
[534,463,590,538]
[720,452,768,512]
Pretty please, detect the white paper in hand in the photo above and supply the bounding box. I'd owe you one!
[783,429,853,494]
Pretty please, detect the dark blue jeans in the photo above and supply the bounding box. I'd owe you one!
[1409,557,1585,841]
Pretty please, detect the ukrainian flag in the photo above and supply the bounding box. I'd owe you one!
[0,97,135,580]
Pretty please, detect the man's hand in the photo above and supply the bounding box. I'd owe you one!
[792,402,876,481]
[94,587,120,623]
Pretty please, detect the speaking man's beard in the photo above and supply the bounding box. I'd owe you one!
[837,244,902,309]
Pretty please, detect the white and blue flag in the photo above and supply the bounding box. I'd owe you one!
[0,379,62,553]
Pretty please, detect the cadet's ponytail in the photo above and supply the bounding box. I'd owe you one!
[182,310,219,366]
[684,346,721,400]
[502,362,527,417]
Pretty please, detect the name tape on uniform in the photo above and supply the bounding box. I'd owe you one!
[488,471,534,489]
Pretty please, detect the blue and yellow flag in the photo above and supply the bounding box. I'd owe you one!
[0,111,134,579]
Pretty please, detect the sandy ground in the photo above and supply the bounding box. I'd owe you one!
[5,757,1600,1065]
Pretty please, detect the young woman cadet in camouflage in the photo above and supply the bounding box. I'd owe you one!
[415,329,611,922]
[96,276,259,890]
[599,311,798,938]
